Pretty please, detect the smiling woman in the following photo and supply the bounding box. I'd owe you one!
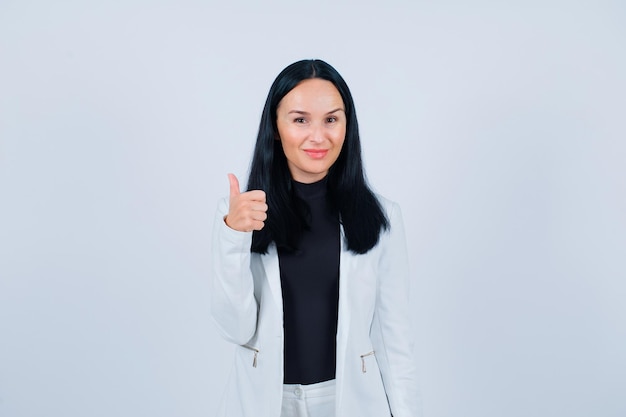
[276,78,346,183]
[211,59,421,417]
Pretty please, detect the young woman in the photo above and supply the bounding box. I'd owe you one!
[211,59,421,417]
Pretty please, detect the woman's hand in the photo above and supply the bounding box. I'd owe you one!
[224,173,268,232]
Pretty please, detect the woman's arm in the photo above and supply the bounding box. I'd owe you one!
[210,197,259,345]
[371,201,423,417]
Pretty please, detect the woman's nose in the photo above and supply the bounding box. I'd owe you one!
[309,124,325,143]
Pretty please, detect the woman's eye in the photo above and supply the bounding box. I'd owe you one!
[326,117,337,123]
[294,117,306,123]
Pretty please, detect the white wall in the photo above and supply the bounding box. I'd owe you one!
[1,1,624,416]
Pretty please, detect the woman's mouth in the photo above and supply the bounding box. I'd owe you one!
[304,149,328,159]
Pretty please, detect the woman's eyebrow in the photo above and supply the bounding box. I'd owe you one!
[287,108,345,115]
[326,108,345,115]
[287,107,345,116]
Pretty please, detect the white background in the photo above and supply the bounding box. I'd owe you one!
[1,1,624,416]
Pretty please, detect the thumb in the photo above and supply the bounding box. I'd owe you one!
[228,173,241,199]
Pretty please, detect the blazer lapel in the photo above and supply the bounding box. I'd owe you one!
[335,227,354,407]
[337,232,353,343]
[261,243,283,311]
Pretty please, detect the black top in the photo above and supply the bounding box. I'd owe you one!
[278,177,341,385]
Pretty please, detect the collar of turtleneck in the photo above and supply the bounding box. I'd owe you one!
[292,176,328,200]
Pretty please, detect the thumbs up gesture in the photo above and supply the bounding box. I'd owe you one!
[225,173,268,232]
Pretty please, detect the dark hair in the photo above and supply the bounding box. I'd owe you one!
[247,59,388,254]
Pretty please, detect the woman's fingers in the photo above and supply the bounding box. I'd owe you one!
[225,174,268,232]
[228,173,241,200]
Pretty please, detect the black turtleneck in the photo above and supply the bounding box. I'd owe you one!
[278,176,340,385]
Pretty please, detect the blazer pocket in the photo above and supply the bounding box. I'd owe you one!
[359,350,375,373]
[241,344,259,368]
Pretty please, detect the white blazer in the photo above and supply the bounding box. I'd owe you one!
[210,195,421,417]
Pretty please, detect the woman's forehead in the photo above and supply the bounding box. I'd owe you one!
[278,79,344,113]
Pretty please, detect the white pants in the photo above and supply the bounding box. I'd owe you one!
[280,379,336,417]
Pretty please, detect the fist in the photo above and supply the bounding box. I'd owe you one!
[224,173,268,232]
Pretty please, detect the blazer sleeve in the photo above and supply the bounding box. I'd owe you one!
[370,201,423,417]
[210,197,258,345]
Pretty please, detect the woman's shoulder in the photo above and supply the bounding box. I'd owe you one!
[374,193,401,216]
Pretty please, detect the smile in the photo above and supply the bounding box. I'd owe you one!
[303,149,329,159]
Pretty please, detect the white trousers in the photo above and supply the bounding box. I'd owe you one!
[280,379,336,417]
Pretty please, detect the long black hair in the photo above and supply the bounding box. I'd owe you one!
[247,59,389,255]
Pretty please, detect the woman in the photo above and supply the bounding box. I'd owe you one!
[211,59,421,417]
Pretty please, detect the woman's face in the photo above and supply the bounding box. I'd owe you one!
[276,78,346,183]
